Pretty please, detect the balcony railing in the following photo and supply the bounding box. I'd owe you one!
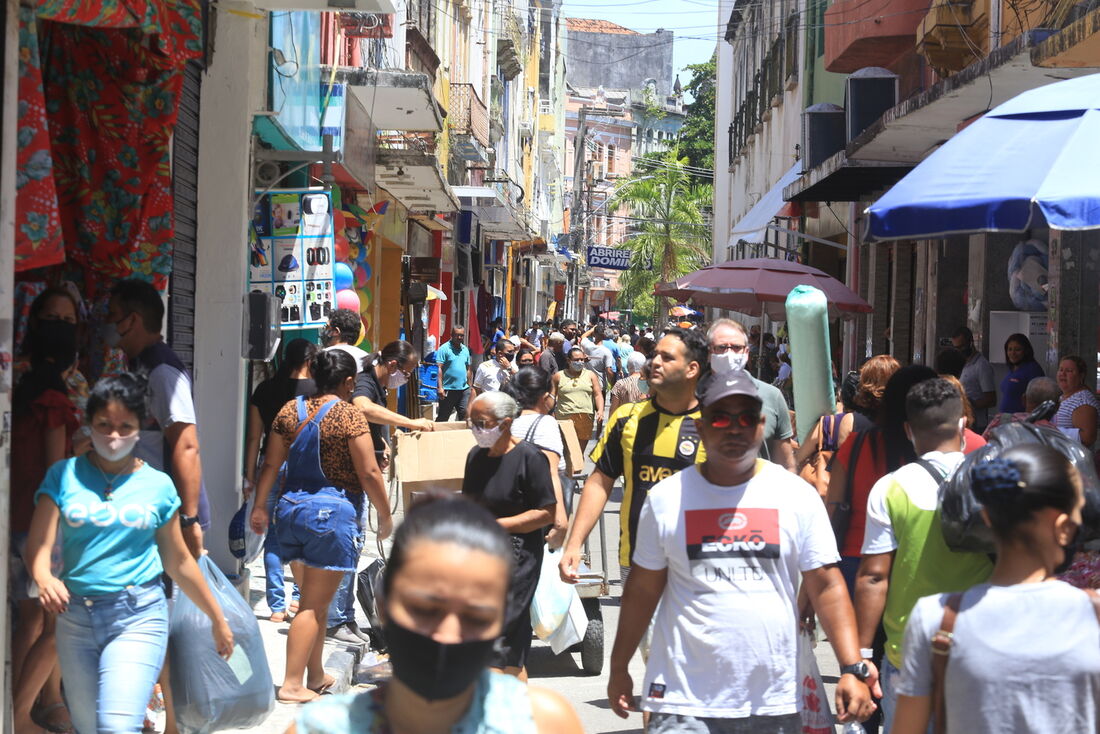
[377,131,437,156]
[449,83,490,149]
[729,16,798,166]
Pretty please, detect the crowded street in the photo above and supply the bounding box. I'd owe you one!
[5,1,1100,733]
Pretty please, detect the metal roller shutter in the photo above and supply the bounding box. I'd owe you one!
[169,60,202,371]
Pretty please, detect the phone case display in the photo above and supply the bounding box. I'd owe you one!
[250,189,335,329]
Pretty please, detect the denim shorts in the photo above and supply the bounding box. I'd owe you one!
[274,487,363,572]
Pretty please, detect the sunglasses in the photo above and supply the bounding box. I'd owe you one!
[704,410,761,429]
[711,343,748,355]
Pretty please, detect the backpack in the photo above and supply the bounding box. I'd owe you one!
[799,413,845,500]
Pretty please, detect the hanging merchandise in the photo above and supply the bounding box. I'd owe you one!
[334,262,354,291]
[250,189,336,328]
[336,288,361,312]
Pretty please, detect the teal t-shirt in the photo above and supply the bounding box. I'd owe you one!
[35,456,180,596]
[437,341,472,390]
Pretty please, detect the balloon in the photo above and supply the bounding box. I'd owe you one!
[335,288,361,312]
[354,320,365,346]
[354,263,369,288]
[347,243,361,261]
[360,287,372,308]
[334,262,354,291]
[334,209,346,233]
[334,234,350,262]
[362,262,372,280]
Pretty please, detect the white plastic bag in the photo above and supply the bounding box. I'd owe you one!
[545,588,587,654]
[228,492,265,564]
[169,556,275,733]
[530,546,583,651]
[796,631,835,734]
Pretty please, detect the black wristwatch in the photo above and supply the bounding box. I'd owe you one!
[179,513,200,528]
[840,661,871,681]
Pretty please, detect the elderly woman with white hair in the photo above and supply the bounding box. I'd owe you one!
[608,350,649,415]
[461,391,557,679]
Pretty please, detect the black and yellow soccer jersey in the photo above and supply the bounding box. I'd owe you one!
[591,398,706,567]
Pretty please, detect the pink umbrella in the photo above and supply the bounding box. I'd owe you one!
[655,258,871,320]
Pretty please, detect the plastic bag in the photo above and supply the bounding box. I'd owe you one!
[545,587,587,654]
[169,556,274,733]
[228,492,264,564]
[940,421,1100,554]
[355,558,387,651]
[530,547,580,642]
[796,631,834,734]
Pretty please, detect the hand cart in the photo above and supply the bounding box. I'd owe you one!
[564,472,609,675]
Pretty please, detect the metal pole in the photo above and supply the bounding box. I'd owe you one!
[1,1,19,725]
[567,108,588,321]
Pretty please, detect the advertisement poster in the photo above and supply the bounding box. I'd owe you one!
[250,188,336,328]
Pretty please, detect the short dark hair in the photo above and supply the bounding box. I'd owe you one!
[502,366,552,409]
[906,378,963,443]
[383,493,512,598]
[1004,333,1035,365]
[934,347,966,378]
[662,326,709,368]
[516,348,536,364]
[87,373,147,424]
[567,346,586,360]
[560,319,577,330]
[328,309,361,345]
[311,349,357,393]
[952,326,974,345]
[495,339,515,353]
[971,446,1081,541]
[110,279,164,333]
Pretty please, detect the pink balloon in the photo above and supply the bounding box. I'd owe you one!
[354,263,369,287]
[335,289,361,312]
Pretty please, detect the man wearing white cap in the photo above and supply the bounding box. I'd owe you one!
[607,369,878,732]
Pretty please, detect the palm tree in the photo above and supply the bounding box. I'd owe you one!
[608,151,712,328]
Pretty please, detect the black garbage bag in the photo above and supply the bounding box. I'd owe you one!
[940,420,1100,554]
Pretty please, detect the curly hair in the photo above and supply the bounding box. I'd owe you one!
[854,355,900,415]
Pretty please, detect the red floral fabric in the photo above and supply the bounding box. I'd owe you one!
[15,0,202,293]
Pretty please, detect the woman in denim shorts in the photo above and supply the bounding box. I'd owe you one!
[251,349,393,703]
[25,375,234,734]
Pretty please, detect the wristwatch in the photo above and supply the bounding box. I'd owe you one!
[840,661,871,681]
[179,513,201,528]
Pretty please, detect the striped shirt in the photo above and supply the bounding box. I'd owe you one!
[592,398,706,566]
[1054,388,1100,445]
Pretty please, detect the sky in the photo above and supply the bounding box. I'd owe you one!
[559,0,723,88]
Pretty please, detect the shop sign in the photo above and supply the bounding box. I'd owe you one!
[250,188,336,329]
[587,246,635,270]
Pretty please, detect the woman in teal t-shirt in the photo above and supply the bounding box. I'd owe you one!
[26,374,234,734]
[289,495,583,734]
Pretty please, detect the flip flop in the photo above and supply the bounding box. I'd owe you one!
[308,674,337,695]
[32,702,74,734]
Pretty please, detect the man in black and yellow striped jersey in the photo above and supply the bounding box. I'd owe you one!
[559,327,709,585]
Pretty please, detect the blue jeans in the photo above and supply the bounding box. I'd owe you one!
[263,528,301,613]
[55,580,169,734]
[327,506,367,629]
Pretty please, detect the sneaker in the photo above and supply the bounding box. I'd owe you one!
[346,622,375,645]
[326,623,366,646]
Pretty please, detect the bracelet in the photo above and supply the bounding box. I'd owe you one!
[860,648,875,661]
[179,513,200,527]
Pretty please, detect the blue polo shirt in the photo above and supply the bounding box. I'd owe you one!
[436,340,472,391]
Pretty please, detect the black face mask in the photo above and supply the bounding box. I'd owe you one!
[30,319,78,368]
[500,353,514,363]
[383,619,497,701]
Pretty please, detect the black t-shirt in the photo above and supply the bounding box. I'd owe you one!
[250,378,317,446]
[462,441,556,558]
[538,348,559,375]
[352,368,388,452]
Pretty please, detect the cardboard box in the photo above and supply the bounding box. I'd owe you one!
[558,419,586,477]
[396,427,477,510]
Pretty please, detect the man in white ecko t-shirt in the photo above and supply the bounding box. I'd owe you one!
[607,369,878,733]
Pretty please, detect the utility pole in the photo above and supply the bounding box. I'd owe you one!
[566,104,623,321]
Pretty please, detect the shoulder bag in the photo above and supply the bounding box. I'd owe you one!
[829,428,866,548]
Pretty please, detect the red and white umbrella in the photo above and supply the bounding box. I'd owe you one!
[655,258,871,320]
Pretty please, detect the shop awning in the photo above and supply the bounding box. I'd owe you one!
[727,163,802,248]
[338,68,445,132]
[452,185,532,240]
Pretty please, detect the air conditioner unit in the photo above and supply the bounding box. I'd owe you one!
[845,67,898,143]
[518,120,534,139]
[590,163,606,181]
[802,103,845,169]
[257,0,396,11]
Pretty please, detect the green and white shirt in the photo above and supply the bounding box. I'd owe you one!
[862,451,993,668]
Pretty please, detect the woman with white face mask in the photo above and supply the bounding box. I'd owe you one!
[461,392,557,679]
[25,374,234,734]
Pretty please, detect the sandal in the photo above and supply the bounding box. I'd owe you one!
[32,702,74,734]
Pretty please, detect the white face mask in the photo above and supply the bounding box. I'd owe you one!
[471,424,505,449]
[91,431,140,462]
[709,350,748,376]
[387,370,408,389]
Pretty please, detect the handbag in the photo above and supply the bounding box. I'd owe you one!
[829,429,867,548]
[931,589,1100,733]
